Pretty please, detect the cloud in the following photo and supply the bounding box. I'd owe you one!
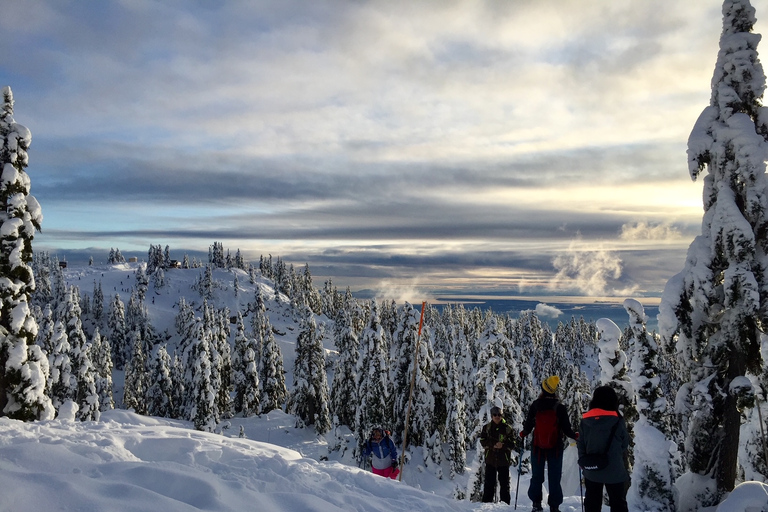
[619,221,682,241]
[549,239,639,297]
[535,303,563,319]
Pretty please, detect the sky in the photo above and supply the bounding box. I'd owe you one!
[3,0,768,301]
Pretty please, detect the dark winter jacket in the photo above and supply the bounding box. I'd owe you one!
[522,394,578,450]
[577,408,630,484]
[479,418,516,467]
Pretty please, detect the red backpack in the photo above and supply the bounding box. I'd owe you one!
[533,408,560,449]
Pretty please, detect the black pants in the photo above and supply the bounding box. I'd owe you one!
[482,464,511,504]
[584,478,628,512]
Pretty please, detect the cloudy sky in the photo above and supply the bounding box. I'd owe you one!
[3,0,765,301]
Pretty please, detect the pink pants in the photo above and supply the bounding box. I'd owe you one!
[372,466,400,480]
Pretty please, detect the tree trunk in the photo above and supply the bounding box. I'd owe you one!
[718,349,747,495]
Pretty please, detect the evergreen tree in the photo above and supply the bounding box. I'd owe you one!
[123,331,148,415]
[92,281,104,330]
[171,352,185,419]
[259,315,287,414]
[90,328,114,413]
[185,318,217,431]
[624,299,675,512]
[287,305,331,434]
[146,344,174,418]
[48,321,75,414]
[232,312,259,417]
[330,309,359,429]
[212,305,232,420]
[107,294,128,370]
[658,0,768,501]
[355,299,390,455]
[440,308,468,477]
[0,86,53,420]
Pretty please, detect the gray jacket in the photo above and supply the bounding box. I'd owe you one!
[577,408,630,484]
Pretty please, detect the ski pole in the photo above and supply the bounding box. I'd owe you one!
[514,435,524,510]
[579,466,584,512]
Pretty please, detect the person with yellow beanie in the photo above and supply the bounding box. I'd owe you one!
[519,376,578,512]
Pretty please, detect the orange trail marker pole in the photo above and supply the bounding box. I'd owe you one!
[399,301,426,482]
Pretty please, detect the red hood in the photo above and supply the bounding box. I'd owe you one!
[582,408,619,419]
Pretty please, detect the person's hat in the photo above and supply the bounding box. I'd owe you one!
[542,376,560,394]
[490,406,502,416]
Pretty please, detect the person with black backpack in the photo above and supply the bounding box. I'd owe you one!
[479,405,516,504]
[577,385,629,512]
[520,376,578,512]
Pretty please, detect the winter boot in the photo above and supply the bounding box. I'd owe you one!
[531,504,543,512]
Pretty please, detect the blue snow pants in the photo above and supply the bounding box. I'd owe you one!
[527,446,564,508]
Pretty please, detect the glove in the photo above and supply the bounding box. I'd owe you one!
[392,459,398,468]
[519,431,526,438]
[575,432,580,440]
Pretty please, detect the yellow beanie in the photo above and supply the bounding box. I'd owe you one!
[542,376,560,394]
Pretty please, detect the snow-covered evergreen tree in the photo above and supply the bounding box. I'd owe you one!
[658,0,768,503]
[624,299,675,512]
[184,318,217,431]
[123,331,148,415]
[92,280,104,330]
[232,312,259,417]
[287,305,331,434]
[90,328,114,413]
[107,294,128,370]
[0,86,53,420]
[259,315,287,415]
[355,299,391,455]
[146,344,174,418]
[48,321,75,414]
[330,308,359,429]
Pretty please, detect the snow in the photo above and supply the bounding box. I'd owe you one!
[0,408,588,512]
[716,482,768,512]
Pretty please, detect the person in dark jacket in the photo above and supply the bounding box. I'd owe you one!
[520,376,578,512]
[577,385,630,512]
[479,405,516,504]
[362,426,400,479]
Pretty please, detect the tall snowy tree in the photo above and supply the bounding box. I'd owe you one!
[47,321,75,414]
[355,299,391,455]
[0,86,53,420]
[89,328,114,413]
[624,299,675,512]
[146,344,174,418]
[329,308,359,429]
[259,315,287,415]
[232,312,259,417]
[123,331,148,415]
[107,294,128,370]
[287,305,331,434]
[658,0,768,503]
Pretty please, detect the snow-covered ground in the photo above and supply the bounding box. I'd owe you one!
[10,260,763,511]
[1,409,765,512]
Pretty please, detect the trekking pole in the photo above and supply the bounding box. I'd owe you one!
[399,301,426,482]
[514,435,524,510]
